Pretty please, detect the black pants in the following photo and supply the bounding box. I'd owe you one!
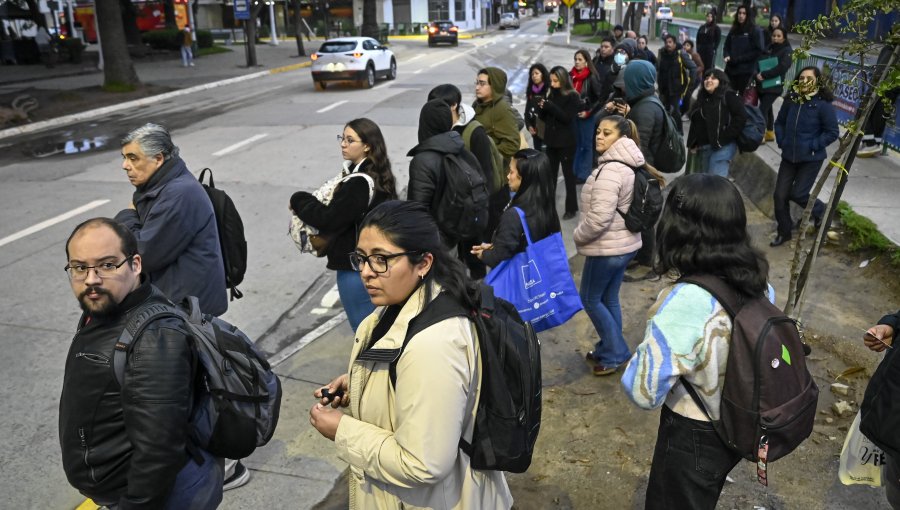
[532,134,545,152]
[645,405,742,510]
[759,91,779,131]
[773,159,827,237]
[546,145,578,214]
[728,72,752,94]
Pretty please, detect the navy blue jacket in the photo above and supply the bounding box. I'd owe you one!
[774,93,839,163]
[116,157,227,316]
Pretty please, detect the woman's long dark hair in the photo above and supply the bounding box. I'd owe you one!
[573,48,600,76]
[689,68,731,116]
[360,201,477,308]
[548,66,577,96]
[654,174,769,298]
[509,149,560,235]
[527,63,550,100]
[345,118,397,199]
[731,4,755,33]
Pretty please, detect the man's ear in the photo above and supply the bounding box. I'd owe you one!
[131,254,142,276]
[153,153,165,170]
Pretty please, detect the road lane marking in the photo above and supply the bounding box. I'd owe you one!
[510,43,517,49]
[317,100,348,113]
[269,312,348,367]
[321,284,340,307]
[212,133,269,157]
[406,54,425,62]
[0,199,110,248]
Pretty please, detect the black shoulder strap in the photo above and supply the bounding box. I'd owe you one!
[677,274,743,318]
[593,159,637,181]
[198,168,214,188]
[379,291,469,387]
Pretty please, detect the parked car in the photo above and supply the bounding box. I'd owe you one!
[310,37,397,90]
[656,6,673,20]
[427,20,459,47]
[499,12,520,29]
[544,0,558,13]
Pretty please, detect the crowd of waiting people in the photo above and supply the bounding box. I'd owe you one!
[57,11,900,510]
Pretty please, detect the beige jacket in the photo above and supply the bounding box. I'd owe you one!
[334,283,513,509]
[573,136,643,256]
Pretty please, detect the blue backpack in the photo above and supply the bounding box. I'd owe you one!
[737,103,766,152]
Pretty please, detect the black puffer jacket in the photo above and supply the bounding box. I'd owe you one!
[758,41,792,95]
[59,282,195,509]
[687,88,747,150]
[290,159,392,271]
[724,25,765,77]
[538,88,582,148]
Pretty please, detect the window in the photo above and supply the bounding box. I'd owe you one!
[319,42,357,53]
[454,0,465,21]
[428,0,449,22]
[363,39,377,50]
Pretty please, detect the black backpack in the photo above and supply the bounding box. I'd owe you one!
[114,291,282,461]
[388,285,542,473]
[199,168,247,301]
[679,275,819,466]
[647,98,686,174]
[860,334,900,460]
[595,160,663,234]
[434,152,490,241]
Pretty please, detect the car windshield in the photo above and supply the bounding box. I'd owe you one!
[660,7,670,12]
[502,13,514,18]
[434,21,453,29]
[318,41,357,53]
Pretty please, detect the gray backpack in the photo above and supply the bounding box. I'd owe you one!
[114,291,282,460]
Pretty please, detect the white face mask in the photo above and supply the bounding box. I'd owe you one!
[614,53,627,66]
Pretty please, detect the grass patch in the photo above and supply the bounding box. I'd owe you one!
[102,81,138,93]
[837,201,900,265]
[571,21,612,37]
[198,45,232,56]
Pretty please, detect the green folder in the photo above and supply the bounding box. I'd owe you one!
[758,57,782,88]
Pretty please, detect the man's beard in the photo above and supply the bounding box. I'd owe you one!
[78,286,121,319]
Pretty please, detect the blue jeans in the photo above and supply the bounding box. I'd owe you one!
[337,269,374,332]
[573,116,595,181]
[181,45,193,66]
[645,406,741,510]
[699,143,737,178]
[97,449,223,510]
[580,252,635,366]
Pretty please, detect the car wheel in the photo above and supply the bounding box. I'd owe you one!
[314,80,326,91]
[429,40,435,47]
[387,58,397,80]
[453,40,458,47]
[363,64,375,88]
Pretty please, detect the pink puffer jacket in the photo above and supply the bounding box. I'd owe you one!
[573,136,644,256]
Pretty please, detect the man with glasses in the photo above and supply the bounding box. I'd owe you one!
[59,218,223,509]
[114,123,227,317]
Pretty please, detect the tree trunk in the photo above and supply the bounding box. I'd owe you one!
[119,0,142,46]
[361,0,378,38]
[163,0,177,29]
[292,0,305,56]
[716,0,727,22]
[631,2,644,33]
[786,0,796,31]
[95,0,140,88]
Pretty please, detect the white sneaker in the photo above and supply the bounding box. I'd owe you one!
[223,459,250,491]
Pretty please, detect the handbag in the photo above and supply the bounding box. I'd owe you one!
[485,208,583,332]
[289,171,374,256]
[839,411,885,486]
[742,79,760,106]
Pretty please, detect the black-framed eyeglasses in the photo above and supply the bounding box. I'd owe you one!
[64,256,134,281]
[348,251,421,274]
[337,135,360,145]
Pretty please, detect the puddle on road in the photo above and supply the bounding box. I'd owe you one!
[30,135,111,158]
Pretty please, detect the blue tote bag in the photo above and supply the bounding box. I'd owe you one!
[485,208,583,332]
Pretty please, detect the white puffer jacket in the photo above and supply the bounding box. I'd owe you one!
[573,136,644,256]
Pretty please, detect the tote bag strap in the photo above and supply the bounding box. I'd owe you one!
[513,207,534,246]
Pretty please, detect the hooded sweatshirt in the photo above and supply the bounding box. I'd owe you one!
[472,67,521,159]
[622,61,664,166]
[454,102,499,194]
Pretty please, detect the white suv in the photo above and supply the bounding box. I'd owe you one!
[499,13,520,29]
[310,37,397,90]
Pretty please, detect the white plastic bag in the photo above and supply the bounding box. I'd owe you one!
[839,411,886,486]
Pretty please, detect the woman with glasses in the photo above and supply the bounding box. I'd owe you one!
[538,66,582,221]
[622,174,770,509]
[770,66,839,247]
[290,118,397,331]
[471,149,560,268]
[309,200,513,509]
[576,115,644,376]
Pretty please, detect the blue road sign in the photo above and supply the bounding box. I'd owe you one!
[234,0,250,20]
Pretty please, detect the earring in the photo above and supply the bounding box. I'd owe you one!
[364,146,369,152]
[419,274,424,281]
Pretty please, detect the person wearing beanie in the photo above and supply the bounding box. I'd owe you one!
[610,24,625,44]
[408,99,485,247]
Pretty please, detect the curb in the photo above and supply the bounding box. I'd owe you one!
[0,61,311,141]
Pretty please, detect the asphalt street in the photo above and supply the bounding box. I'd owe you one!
[0,17,585,508]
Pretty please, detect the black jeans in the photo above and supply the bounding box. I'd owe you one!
[546,145,578,214]
[728,72,752,94]
[773,159,827,237]
[759,91,779,131]
[886,453,900,509]
[645,406,742,510]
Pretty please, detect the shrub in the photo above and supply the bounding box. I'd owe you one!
[142,28,181,50]
[196,29,213,48]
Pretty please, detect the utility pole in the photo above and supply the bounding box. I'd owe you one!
[268,0,279,45]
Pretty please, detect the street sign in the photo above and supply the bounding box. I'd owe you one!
[562,0,576,7]
[234,0,250,20]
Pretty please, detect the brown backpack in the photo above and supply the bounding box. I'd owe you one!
[679,275,819,465]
